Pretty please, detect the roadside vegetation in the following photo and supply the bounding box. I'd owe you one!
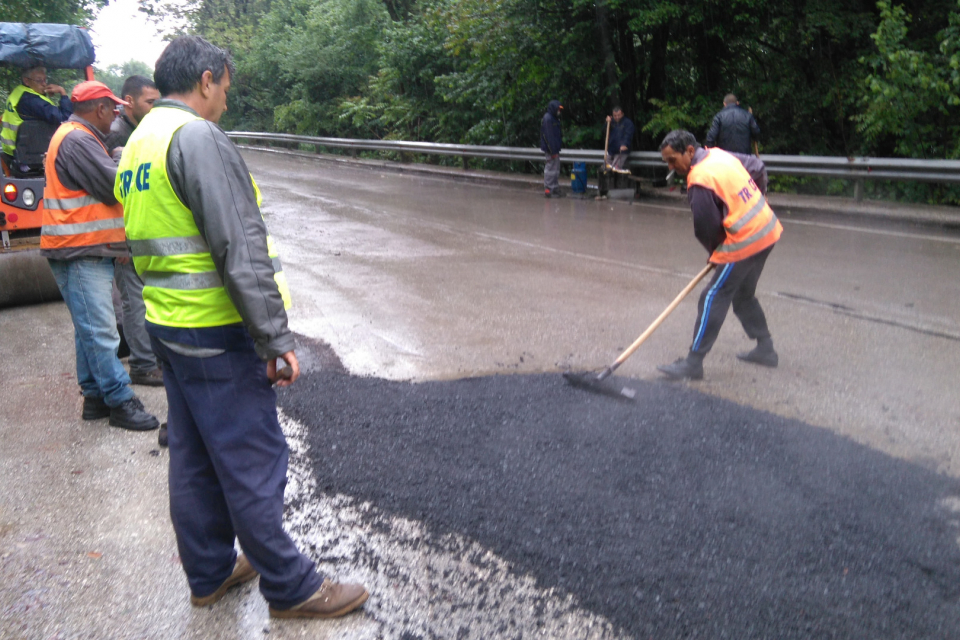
[6,0,960,202]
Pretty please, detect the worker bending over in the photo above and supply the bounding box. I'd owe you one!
[656,129,782,380]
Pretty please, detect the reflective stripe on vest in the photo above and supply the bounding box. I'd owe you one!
[686,148,782,264]
[116,106,290,328]
[40,121,126,250]
[2,85,58,156]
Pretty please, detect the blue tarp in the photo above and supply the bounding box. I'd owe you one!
[0,23,95,69]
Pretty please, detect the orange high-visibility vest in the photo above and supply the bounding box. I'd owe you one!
[41,121,125,251]
[687,148,782,264]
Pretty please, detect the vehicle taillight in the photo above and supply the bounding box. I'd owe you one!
[2,183,16,202]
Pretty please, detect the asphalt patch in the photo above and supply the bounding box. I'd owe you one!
[279,366,960,639]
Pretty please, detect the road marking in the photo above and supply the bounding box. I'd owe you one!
[782,219,960,245]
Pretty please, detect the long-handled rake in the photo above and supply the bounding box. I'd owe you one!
[563,263,715,399]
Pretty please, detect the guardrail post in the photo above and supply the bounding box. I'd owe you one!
[462,155,469,171]
[314,144,321,154]
[854,179,864,202]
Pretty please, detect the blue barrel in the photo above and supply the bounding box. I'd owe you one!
[571,162,587,193]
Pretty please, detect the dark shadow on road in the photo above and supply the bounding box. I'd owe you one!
[279,362,960,639]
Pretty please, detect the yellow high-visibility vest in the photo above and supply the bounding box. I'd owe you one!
[115,105,291,328]
[2,85,58,156]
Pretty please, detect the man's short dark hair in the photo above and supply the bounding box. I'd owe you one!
[723,93,738,106]
[72,97,114,115]
[659,130,700,153]
[120,75,157,100]
[154,36,234,96]
[612,105,623,113]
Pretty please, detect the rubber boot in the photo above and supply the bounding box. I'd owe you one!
[656,353,704,380]
[736,337,778,368]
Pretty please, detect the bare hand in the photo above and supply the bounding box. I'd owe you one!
[620,145,628,152]
[45,84,66,97]
[605,115,612,123]
[268,350,300,387]
[116,256,130,265]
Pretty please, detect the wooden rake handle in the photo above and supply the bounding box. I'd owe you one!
[602,263,716,377]
[603,118,611,167]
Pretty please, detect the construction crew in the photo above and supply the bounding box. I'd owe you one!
[656,129,781,380]
[104,75,166,395]
[540,99,564,197]
[40,81,160,431]
[2,66,73,172]
[116,36,368,618]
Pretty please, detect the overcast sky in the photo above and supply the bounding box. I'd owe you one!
[89,0,179,70]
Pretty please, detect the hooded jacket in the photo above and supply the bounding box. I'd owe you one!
[540,100,562,155]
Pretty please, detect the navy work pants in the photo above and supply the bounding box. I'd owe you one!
[689,245,774,358]
[151,332,323,609]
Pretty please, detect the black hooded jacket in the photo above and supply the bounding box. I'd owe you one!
[540,100,563,155]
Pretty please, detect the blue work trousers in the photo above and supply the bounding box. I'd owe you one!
[48,257,135,407]
[151,332,323,609]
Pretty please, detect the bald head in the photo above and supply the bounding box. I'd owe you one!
[723,94,738,106]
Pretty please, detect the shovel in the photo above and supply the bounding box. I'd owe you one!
[564,263,715,399]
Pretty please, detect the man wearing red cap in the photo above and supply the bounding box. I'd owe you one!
[41,81,160,431]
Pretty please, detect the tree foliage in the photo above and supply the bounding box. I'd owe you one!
[134,0,960,169]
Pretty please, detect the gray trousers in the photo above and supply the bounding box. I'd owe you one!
[544,154,561,192]
[114,259,157,374]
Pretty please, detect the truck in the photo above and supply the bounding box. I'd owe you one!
[1,22,96,307]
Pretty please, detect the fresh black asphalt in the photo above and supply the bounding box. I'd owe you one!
[279,345,960,639]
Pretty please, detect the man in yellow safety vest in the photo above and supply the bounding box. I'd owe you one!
[115,35,368,619]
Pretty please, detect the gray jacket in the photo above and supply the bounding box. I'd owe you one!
[40,114,128,260]
[159,99,293,361]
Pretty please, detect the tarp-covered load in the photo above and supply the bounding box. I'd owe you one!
[0,23,95,69]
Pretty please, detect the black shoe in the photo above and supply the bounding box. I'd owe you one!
[737,339,778,368]
[550,189,566,198]
[109,397,160,431]
[657,356,704,380]
[81,395,110,420]
[130,368,164,387]
[158,422,168,447]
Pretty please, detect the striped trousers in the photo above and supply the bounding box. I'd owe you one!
[689,245,774,358]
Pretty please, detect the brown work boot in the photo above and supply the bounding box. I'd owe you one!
[269,579,369,619]
[190,554,259,607]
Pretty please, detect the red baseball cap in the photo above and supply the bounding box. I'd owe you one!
[70,81,130,106]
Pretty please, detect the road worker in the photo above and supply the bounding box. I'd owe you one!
[115,35,368,618]
[2,66,72,172]
[656,129,781,380]
[41,80,160,431]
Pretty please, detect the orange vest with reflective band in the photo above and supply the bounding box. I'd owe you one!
[41,121,125,251]
[687,148,782,264]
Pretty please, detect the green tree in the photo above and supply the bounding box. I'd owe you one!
[95,59,154,95]
[855,0,960,159]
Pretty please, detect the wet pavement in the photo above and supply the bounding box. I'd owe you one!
[2,150,960,638]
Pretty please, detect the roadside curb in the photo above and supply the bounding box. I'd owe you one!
[238,146,960,229]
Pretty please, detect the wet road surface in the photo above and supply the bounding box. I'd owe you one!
[3,150,960,638]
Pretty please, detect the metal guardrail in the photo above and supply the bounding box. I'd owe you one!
[228,131,960,189]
